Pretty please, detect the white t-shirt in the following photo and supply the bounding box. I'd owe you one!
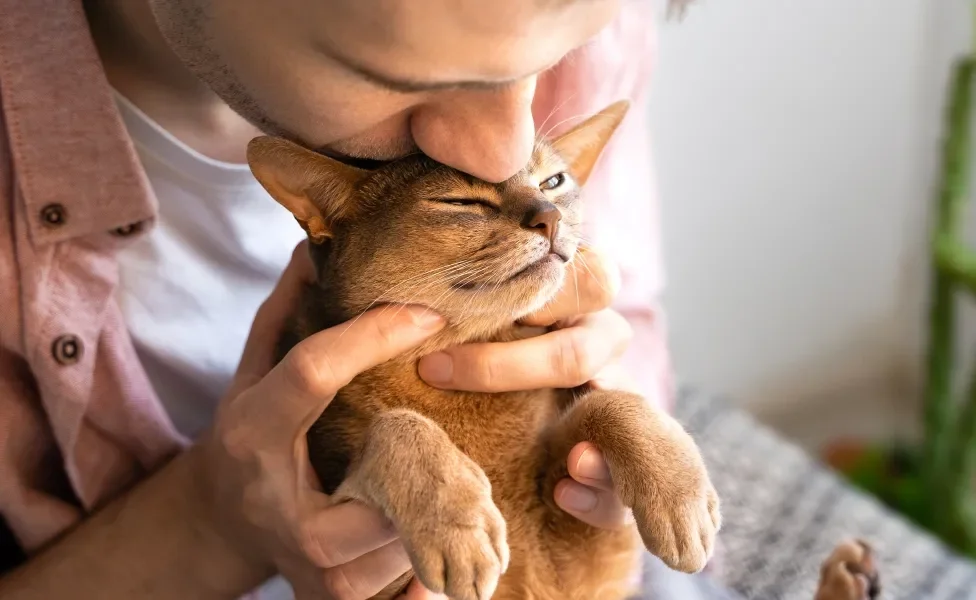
[113,92,302,599]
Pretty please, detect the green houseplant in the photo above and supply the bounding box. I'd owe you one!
[826,47,976,557]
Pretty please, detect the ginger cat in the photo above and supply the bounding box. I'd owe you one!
[247,101,721,600]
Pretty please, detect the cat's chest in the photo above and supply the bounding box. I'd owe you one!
[348,363,561,465]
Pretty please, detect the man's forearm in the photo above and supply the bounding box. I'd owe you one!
[0,445,272,599]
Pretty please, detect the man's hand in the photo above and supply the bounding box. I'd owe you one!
[417,247,636,530]
[199,242,448,600]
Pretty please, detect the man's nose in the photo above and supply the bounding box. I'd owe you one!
[409,79,537,183]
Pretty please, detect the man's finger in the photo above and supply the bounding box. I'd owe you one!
[554,479,633,530]
[566,443,614,491]
[319,541,413,600]
[520,248,620,327]
[263,304,445,429]
[556,443,633,529]
[298,501,399,569]
[418,309,630,392]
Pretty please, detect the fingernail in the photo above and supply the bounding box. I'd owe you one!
[558,481,598,513]
[406,306,445,329]
[418,352,453,383]
[576,448,610,481]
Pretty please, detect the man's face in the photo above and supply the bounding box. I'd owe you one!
[148,0,620,182]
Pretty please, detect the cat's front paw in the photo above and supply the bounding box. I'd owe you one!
[632,463,720,573]
[400,454,510,600]
[619,413,721,573]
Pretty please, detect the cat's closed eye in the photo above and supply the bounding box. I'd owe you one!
[431,198,496,211]
[540,173,568,192]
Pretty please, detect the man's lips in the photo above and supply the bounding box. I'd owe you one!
[314,147,390,170]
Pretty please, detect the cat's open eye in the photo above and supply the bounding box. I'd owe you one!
[540,173,567,191]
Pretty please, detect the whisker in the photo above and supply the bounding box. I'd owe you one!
[452,280,481,326]
[336,260,477,341]
[370,260,477,305]
[541,112,622,142]
[418,263,497,324]
[536,92,579,141]
[573,259,581,315]
[535,152,565,176]
[394,266,485,315]
[541,112,588,140]
[576,250,613,298]
[400,262,495,314]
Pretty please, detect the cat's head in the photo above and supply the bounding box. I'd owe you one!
[247,101,628,335]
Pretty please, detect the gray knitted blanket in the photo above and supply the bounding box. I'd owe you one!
[662,388,976,600]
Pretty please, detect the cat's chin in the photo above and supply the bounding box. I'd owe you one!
[400,317,550,363]
[393,285,562,359]
[510,265,568,317]
[503,252,568,286]
[454,253,567,294]
[377,256,569,361]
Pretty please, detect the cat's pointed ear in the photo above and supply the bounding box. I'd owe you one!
[247,136,367,244]
[551,100,630,187]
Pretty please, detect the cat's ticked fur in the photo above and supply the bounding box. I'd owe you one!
[247,101,721,600]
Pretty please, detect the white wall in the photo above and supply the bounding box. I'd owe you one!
[649,0,962,436]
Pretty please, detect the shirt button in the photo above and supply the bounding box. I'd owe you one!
[40,204,67,228]
[51,335,83,366]
[112,222,143,237]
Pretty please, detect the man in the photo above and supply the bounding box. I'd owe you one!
[0,0,675,598]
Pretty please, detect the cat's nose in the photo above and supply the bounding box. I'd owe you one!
[522,200,562,244]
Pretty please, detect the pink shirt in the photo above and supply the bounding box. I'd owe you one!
[0,0,669,566]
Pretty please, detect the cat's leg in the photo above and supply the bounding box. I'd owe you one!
[336,408,510,600]
[541,389,720,574]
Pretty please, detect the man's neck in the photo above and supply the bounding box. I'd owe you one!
[84,0,261,163]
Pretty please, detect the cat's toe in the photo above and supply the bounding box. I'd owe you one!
[405,498,508,600]
[410,535,505,600]
[633,488,717,574]
[673,513,711,574]
[707,486,722,529]
[409,544,447,595]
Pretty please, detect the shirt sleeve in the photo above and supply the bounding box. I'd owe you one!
[532,3,673,411]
